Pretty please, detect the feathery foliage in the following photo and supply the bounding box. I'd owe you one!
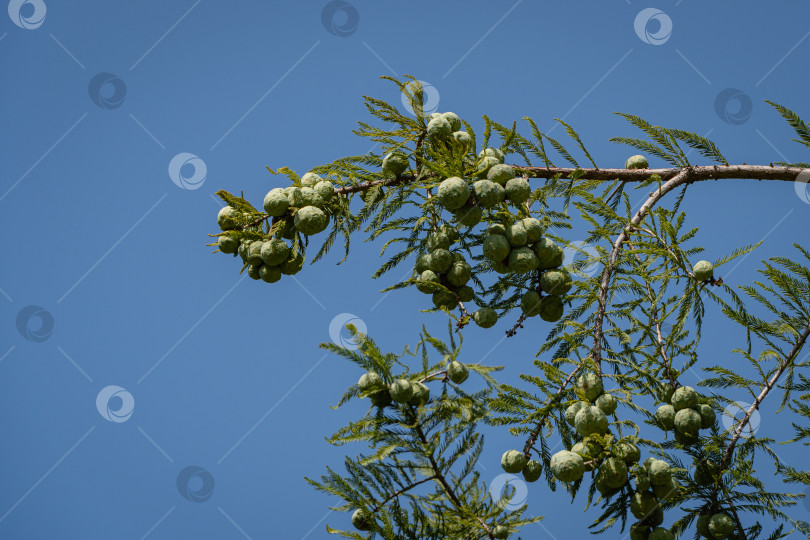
[210,76,810,539]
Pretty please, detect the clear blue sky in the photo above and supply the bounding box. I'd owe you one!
[1,1,809,538]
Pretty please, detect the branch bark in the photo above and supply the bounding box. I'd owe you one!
[515,164,805,183]
[721,320,810,466]
[591,169,692,372]
[370,475,438,513]
[413,422,495,538]
[332,164,806,196]
[522,364,584,458]
[626,240,677,388]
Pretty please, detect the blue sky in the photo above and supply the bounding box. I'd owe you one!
[1,1,809,538]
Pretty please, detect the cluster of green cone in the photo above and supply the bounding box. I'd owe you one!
[413,224,476,310]
[695,506,736,537]
[350,355,472,532]
[484,219,570,323]
[531,373,678,539]
[434,150,532,228]
[214,171,335,283]
[550,373,636,487]
[627,458,679,539]
[427,109,532,230]
[354,355,470,411]
[499,449,542,482]
[690,460,736,538]
[414,171,572,326]
[654,385,716,444]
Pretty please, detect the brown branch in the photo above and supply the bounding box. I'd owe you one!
[455,300,472,330]
[331,164,805,197]
[333,173,421,195]
[238,214,271,230]
[413,422,494,538]
[721,319,810,466]
[625,240,677,388]
[591,169,692,373]
[515,164,804,183]
[420,370,447,383]
[634,226,689,276]
[522,364,584,458]
[370,475,438,513]
[506,313,526,338]
[418,370,448,384]
[413,129,426,171]
[719,484,749,540]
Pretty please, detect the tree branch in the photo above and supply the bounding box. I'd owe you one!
[591,169,693,372]
[719,483,749,540]
[522,364,584,458]
[370,475,438,514]
[721,319,810,466]
[625,240,677,388]
[413,422,494,538]
[332,164,806,196]
[516,164,805,183]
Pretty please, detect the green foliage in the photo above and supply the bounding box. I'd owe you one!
[308,322,540,539]
[210,75,810,539]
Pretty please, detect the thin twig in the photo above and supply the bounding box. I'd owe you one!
[418,370,448,384]
[592,169,692,373]
[414,423,495,538]
[721,320,810,466]
[370,475,438,513]
[626,240,677,388]
[522,364,584,458]
[719,483,749,540]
